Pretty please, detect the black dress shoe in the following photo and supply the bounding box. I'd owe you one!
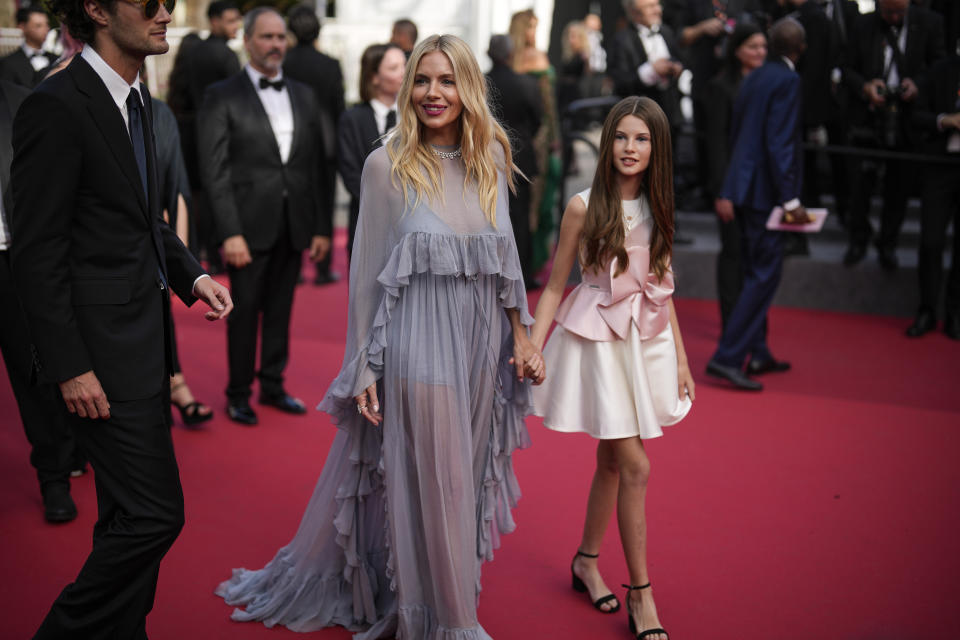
[227,401,259,425]
[945,315,960,341]
[843,243,867,267]
[746,358,791,375]
[905,308,936,337]
[876,245,898,271]
[259,392,307,414]
[313,270,341,286]
[42,483,77,523]
[706,360,763,391]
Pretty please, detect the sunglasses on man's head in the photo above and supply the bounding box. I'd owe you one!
[120,0,176,19]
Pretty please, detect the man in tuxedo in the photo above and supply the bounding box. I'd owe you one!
[10,0,233,636]
[486,34,543,288]
[609,0,684,125]
[842,0,945,269]
[0,7,58,89]
[283,4,344,286]
[0,78,78,524]
[174,0,241,274]
[198,7,332,426]
[907,53,960,339]
[706,18,807,391]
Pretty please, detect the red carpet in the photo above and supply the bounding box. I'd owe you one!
[1,233,958,639]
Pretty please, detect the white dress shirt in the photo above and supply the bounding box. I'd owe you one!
[80,45,210,293]
[22,43,51,72]
[245,65,294,164]
[635,23,671,88]
[370,98,398,136]
[0,183,9,251]
[882,17,909,89]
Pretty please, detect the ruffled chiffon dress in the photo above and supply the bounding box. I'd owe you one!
[531,188,691,439]
[215,146,533,639]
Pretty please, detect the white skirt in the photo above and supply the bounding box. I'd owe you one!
[531,322,692,439]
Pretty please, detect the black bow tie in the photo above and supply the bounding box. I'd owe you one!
[640,24,660,36]
[259,77,284,91]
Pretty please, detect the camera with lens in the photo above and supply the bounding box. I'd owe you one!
[875,84,906,148]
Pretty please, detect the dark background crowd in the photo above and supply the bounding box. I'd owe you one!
[1,0,959,522]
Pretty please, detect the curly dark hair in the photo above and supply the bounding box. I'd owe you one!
[46,0,117,44]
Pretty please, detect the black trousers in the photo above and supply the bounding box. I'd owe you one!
[715,216,743,332]
[34,393,184,640]
[226,233,301,402]
[0,250,74,490]
[918,162,960,316]
[848,154,916,250]
[510,178,534,284]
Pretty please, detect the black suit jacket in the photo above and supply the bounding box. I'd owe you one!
[608,23,683,123]
[0,79,29,215]
[914,55,960,154]
[486,62,542,179]
[703,70,741,198]
[337,102,381,224]
[284,44,345,158]
[0,48,58,89]
[794,1,839,127]
[9,55,204,400]
[844,6,946,125]
[197,72,332,252]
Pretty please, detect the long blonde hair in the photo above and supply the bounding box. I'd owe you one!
[386,34,516,226]
[508,9,536,72]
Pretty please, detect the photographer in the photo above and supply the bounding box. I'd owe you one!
[843,0,945,270]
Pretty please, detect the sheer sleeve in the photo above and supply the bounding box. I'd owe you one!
[319,147,400,418]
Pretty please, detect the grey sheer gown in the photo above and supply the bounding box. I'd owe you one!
[216,145,533,639]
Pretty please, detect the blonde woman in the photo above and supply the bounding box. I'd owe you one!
[509,8,562,280]
[216,34,543,639]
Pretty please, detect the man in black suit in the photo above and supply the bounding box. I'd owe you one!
[10,0,233,636]
[706,18,807,391]
[486,34,543,288]
[283,3,344,286]
[0,78,78,524]
[907,53,960,339]
[198,7,332,426]
[843,0,945,269]
[609,0,684,125]
[0,7,58,89]
[174,0,241,274]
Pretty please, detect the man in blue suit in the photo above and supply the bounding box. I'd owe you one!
[707,18,808,391]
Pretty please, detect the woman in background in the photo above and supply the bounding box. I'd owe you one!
[337,43,405,260]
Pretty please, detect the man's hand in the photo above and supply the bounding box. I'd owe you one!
[309,235,331,262]
[900,77,918,102]
[652,58,682,79]
[223,235,252,269]
[193,276,233,321]
[697,16,726,38]
[60,370,110,419]
[941,112,960,130]
[863,79,887,107]
[715,198,735,223]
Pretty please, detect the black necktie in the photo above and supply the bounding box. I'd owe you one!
[259,76,284,91]
[126,89,167,289]
[126,89,148,199]
[385,109,396,134]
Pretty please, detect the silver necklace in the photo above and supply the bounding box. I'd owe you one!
[431,146,462,159]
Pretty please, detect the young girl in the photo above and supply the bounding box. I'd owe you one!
[530,96,694,640]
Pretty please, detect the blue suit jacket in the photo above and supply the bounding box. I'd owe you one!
[719,59,803,212]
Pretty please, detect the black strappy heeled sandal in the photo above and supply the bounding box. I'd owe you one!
[623,583,669,640]
[570,550,620,613]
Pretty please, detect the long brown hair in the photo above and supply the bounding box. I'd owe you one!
[581,96,674,281]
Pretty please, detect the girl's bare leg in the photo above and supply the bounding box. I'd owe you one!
[571,440,620,611]
[610,437,666,640]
